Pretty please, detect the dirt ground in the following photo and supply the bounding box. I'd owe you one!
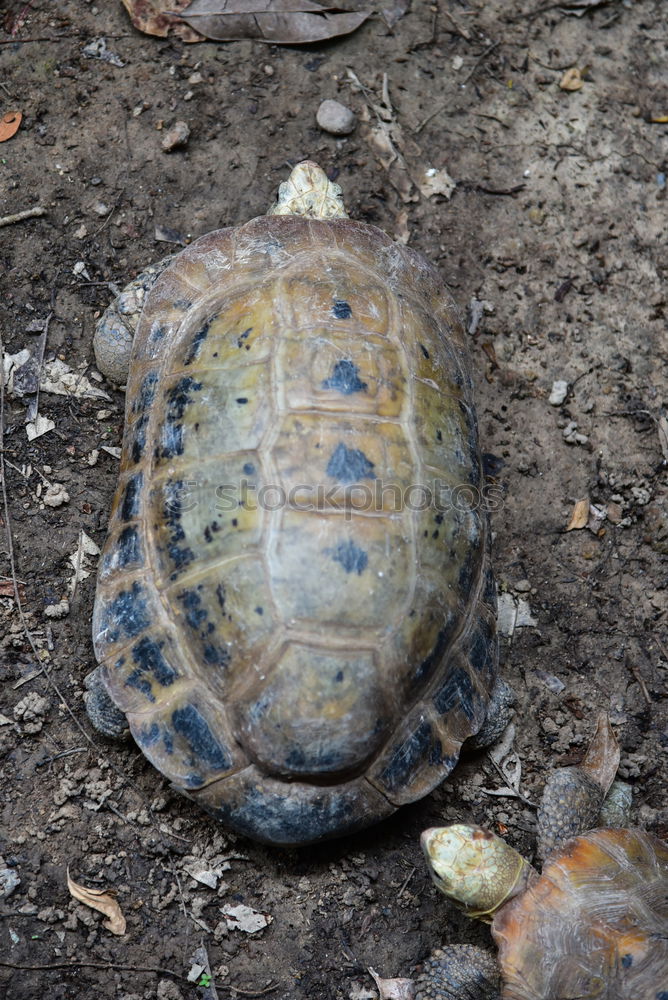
[1,0,667,997]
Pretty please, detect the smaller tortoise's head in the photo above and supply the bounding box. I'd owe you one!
[268,161,348,220]
[421,825,533,922]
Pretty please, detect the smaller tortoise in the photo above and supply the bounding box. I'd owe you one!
[418,713,668,1000]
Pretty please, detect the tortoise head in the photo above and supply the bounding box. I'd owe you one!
[268,161,348,220]
[421,824,534,923]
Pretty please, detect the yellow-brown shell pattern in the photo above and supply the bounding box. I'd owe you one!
[92,215,498,844]
[492,828,668,1000]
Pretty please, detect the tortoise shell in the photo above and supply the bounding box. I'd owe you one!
[92,214,498,844]
[492,828,668,999]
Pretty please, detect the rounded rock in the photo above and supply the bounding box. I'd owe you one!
[316,99,356,136]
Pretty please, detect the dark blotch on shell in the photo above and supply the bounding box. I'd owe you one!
[332,300,352,319]
[183,319,211,366]
[379,719,447,796]
[101,580,151,643]
[171,704,232,771]
[106,525,142,572]
[321,359,368,396]
[432,665,477,721]
[125,635,178,696]
[326,540,368,575]
[120,472,143,522]
[326,442,375,484]
[160,376,203,459]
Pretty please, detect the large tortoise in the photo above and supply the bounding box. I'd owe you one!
[418,714,668,999]
[86,162,512,845]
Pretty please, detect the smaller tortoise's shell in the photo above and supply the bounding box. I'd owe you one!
[93,214,498,844]
[492,828,668,1000]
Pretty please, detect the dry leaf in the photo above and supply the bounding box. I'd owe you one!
[67,870,126,935]
[380,0,410,28]
[176,0,371,43]
[566,497,590,531]
[68,531,101,595]
[221,902,272,933]
[368,968,415,1000]
[0,111,22,143]
[26,415,55,441]
[417,166,456,200]
[559,67,584,91]
[497,593,537,637]
[122,0,204,40]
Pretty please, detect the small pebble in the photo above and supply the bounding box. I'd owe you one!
[43,483,70,508]
[92,201,110,216]
[162,121,190,152]
[45,599,70,619]
[549,379,569,405]
[316,99,356,136]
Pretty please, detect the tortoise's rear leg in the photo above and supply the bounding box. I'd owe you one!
[93,257,173,385]
[471,677,515,749]
[84,667,128,739]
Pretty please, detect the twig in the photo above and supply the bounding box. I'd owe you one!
[626,659,652,706]
[0,959,186,980]
[0,36,68,44]
[415,103,449,134]
[229,985,278,997]
[0,206,46,227]
[462,41,499,84]
[396,865,416,898]
[35,747,87,768]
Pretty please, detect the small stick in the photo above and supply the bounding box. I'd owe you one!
[0,206,46,227]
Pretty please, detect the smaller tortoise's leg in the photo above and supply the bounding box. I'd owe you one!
[536,712,623,860]
[415,944,501,1000]
[470,677,515,750]
[93,256,174,385]
[84,667,129,739]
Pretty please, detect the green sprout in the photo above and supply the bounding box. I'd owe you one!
[198,973,212,988]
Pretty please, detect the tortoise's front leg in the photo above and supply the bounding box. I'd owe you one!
[93,257,173,385]
[84,667,129,739]
[415,944,500,1000]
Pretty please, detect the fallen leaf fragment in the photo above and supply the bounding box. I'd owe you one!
[566,497,590,531]
[560,67,583,91]
[122,0,203,41]
[221,902,272,934]
[41,359,111,400]
[0,111,22,143]
[368,968,415,1000]
[417,166,456,200]
[68,531,101,595]
[497,593,537,637]
[176,0,371,44]
[67,870,126,935]
[26,415,55,441]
